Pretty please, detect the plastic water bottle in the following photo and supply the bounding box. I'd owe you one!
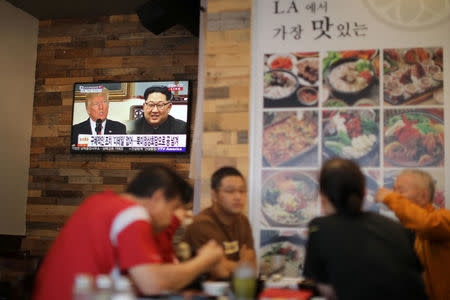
[111,276,135,300]
[73,273,94,300]
[95,274,113,300]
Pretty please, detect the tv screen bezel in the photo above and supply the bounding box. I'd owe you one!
[69,80,192,155]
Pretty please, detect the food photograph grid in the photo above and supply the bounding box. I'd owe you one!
[258,46,445,276]
[260,47,445,226]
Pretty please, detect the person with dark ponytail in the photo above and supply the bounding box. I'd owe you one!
[303,158,427,300]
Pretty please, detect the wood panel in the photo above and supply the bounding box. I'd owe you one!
[199,1,252,211]
[23,14,198,256]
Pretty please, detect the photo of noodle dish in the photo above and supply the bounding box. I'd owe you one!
[262,171,319,227]
[383,47,443,105]
[263,111,318,167]
[322,109,379,166]
[383,109,444,167]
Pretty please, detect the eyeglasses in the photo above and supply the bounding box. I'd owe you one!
[219,188,247,195]
[144,102,170,110]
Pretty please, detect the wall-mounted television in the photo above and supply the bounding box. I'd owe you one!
[70,80,191,154]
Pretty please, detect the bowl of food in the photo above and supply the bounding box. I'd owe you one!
[354,98,377,107]
[322,110,379,166]
[267,54,297,71]
[202,281,230,297]
[262,171,319,227]
[325,57,376,101]
[264,69,299,101]
[384,111,444,167]
[260,241,305,277]
[432,71,443,82]
[323,98,347,107]
[417,77,433,91]
[296,86,318,106]
[427,64,441,75]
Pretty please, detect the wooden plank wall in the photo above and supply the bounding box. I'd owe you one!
[199,0,252,210]
[23,15,199,255]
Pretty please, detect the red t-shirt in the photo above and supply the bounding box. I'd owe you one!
[33,191,172,300]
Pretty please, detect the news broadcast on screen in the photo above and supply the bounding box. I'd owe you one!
[70,80,191,154]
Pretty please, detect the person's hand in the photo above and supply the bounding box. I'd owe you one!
[239,245,255,263]
[197,240,224,268]
[375,187,392,203]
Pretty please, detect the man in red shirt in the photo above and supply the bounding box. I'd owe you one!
[33,165,223,300]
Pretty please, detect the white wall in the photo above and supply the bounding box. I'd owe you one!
[0,0,38,235]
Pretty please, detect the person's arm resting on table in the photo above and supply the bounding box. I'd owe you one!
[211,244,256,279]
[130,240,223,295]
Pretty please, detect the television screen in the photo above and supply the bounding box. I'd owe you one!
[70,80,191,153]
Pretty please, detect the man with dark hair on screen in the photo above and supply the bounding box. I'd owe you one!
[127,86,187,134]
[183,166,256,279]
[71,88,126,146]
[33,165,224,300]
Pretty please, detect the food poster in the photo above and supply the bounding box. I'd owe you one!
[261,170,320,227]
[263,111,319,167]
[322,50,380,108]
[264,52,319,108]
[383,48,443,106]
[322,108,380,167]
[250,0,450,275]
[259,229,308,278]
[384,108,444,167]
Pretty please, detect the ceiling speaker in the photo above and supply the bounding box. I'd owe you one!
[137,0,200,36]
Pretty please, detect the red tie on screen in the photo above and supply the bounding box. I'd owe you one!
[95,119,102,135]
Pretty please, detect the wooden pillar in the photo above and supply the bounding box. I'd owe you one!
[200,0,252,210]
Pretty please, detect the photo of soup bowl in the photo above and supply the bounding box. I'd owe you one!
[325,57,375,102]
[261,171,319,227]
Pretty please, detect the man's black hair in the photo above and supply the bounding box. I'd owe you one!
[211,166,245,191]
[144,86,173,102]
[127,164,192,204]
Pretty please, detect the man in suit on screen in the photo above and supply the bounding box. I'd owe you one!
[71,88,126,146]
